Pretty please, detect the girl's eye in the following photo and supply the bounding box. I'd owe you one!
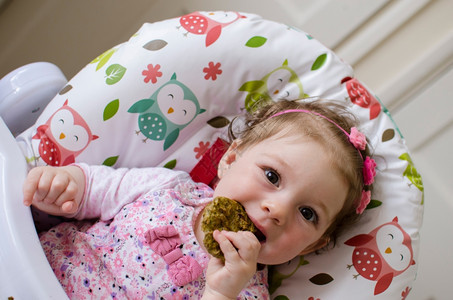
[299,207,317,223]
[264,169,280,186]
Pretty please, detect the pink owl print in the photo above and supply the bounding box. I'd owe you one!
[32,100,99,166]
[179,11,245,47]
[345,217,415,295]
[342,77,381,120]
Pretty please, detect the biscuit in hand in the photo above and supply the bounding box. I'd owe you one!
[201,196,263,260]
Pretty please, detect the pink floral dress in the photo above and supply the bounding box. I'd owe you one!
[39,164,268,299]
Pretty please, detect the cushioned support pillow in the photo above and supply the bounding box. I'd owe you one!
[17,11,423,299]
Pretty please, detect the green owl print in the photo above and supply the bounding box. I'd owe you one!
[128,73,206,150]
[238,59,308,112]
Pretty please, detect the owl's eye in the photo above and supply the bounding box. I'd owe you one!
[278,78,283,82]
[59,119,64,124]
[73,135,79,142]
[400,254,404,261]
[182,109,187,116]
[168,94,174,99]
[388,234,394,239]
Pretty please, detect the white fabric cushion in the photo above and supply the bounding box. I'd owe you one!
[17,11,423,299]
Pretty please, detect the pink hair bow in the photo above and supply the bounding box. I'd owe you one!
[145,225,203,285]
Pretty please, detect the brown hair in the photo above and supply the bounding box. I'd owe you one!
[229,99,373,248]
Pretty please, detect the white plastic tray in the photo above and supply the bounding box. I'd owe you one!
[0,117,67,299]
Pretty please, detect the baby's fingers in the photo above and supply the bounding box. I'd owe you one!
[213,230,238,261]
[23,167,46,206]
[45,172,74,203]
[222,231,261,262]
[54,180,79,214]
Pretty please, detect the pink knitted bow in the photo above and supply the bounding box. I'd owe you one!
[145,225,203,285]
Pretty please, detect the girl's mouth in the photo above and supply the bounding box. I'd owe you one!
[249,216,266,243]
[254,228,266,243]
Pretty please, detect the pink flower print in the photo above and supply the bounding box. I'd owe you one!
[203,62,222,80]
[135,226,145,236]
[194,141,210,159]
[308,297,321,300]
[142,64,162,84]
[114,257,123,268]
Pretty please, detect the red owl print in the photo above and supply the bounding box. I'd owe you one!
[345,217,415,295]
[343,77,381,120]
[32,100,99,166]
[179,11,245,47]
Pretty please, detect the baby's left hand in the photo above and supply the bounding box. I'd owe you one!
[203,230,261,299]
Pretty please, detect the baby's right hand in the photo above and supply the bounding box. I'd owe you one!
[23,166,85,217]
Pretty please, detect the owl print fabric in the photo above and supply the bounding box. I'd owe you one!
[16,11,423,299]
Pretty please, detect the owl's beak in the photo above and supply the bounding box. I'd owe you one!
[385,247,392,254]
[273,90,279,95]
[59,133,66,140]
[167,107,174,114]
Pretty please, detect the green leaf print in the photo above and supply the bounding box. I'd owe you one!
[105,64,127,85]
[103,99,119,121]
[311,53,327,71]
[91,48,117,71]
[207,116,230,128]
[103,156,119,167]
[309,273,334,285]
[245,36,267,48]
[163,159,177,169]
[399,153,424,203]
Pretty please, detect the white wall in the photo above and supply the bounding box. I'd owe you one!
[1,0,452,299]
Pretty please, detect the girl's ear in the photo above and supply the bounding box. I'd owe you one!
[217,140,240,179]
[299,236,330,255]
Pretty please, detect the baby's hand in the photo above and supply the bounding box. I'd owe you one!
[23,166,85,217]
[203,230,261,299]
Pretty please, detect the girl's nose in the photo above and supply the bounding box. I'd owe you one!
[262,199,287,225]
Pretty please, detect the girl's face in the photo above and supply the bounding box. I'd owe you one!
[214,132,348,265]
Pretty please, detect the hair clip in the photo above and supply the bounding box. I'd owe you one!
[349,127,367,150]
[363,156,377,186]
